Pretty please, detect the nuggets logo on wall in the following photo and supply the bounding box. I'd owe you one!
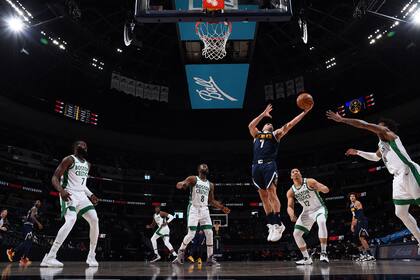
[186,64,249,109]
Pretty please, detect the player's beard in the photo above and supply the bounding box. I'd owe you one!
[77,147,88,158]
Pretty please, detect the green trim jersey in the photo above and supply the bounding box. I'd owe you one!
[153,213,166,227]
[61,155,89,192]
[379,137,418,176]
[292,178,325,212]
[190,176,210,207]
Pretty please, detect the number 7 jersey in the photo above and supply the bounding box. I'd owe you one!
[190,176,210,207]
[292,178,325,212]
[61,155,89,193]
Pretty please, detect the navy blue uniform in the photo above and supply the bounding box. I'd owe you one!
[350,203,369,238]
[14,207,37,259]
[252,131,279,189]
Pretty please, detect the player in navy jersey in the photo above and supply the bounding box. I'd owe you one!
[248,104,313,242]
[349,193,375,261]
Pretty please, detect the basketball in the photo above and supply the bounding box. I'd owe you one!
[296,93,314,110]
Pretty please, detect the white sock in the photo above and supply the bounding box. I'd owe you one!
[207,245,213,258]
[302,249,309,259]
[321,243,327,253]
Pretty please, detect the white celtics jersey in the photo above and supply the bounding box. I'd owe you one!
[190,176,210,207]
[154,213,166,227]
[292,178,325,212]
[61,155,89,192]
[379,137,415,175]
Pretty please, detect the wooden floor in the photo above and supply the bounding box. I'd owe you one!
[0,260,419,279]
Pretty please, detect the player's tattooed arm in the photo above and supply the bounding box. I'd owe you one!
[176,176,197,190]
[209,183,230,214]
[286,188,297,222]
[326,111,396,141]
[307,178,329,193]
[274,105,313,141]
[51,156,74,201]
[248,104,272,138]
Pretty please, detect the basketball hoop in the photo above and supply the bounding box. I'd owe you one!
[195,21,232,60]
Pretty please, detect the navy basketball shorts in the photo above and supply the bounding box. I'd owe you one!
[251,161,278,190]
[354,220,369,238]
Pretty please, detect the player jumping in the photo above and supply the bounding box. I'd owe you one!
[41,141,100,267]
[326,112,420,251]
[248,104,313,242]
[146,206,177,262]
[287,168,330,265]
[173,164,230,266]
[349,193,375,261]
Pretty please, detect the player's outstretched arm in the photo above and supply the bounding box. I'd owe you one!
[274,105,313,140]
[345,148,381,162]
[51,156,74,201]
[146,219,156,229]
[176,176,196,190]
[326,110,396,141]
[286,188,297,222]
[307,178,329,194]
[209,183,230,214]
[248,104,272,138]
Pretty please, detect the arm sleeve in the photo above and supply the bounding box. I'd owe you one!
[166,214,174,224]
[84,186,93,197]
[357,150,381,162]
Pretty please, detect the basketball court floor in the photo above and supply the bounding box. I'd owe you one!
[1,260,419,279]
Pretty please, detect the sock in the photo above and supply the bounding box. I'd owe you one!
[274,212,282,226]
[266,212,274,226]
[321,243,327,254]
[207,245,213,258]
[179,242,188,251]
[302,249,309,259]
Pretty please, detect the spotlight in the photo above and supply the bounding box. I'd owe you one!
[412,9,420,24]
[6,16,25,33]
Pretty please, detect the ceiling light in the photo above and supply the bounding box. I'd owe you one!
[412,8,420,24]
[6,16,24,33]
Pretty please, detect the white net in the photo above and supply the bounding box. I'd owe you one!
[195,21,232,60]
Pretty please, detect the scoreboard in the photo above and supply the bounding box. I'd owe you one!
[54,100,99,125]
[337,94,375,117]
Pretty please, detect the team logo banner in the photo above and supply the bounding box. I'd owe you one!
[185,64,249,109]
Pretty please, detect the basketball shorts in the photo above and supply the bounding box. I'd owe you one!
[354,220,369,238]
[294,207,328,235]
[251,161,278,190]
[392,163,420,205]
[187,204,212,231]
[60,189,95,218]
[153,225,170,238]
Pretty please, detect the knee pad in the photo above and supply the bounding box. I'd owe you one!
[293,229,306,248]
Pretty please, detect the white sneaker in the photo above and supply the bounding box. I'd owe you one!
[320,253,329,263]
[267,225,274,242]
[40,254,63,267]
[86,253,98,267]
[364,255,376,262]
[295,257,313,265]
[150,255,161,263]
[270,224,285,242]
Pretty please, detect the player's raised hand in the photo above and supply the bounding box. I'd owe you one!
[345,148,358,156]
[262,104,273,118]
[222,206,231,214]
[326,110,343,122]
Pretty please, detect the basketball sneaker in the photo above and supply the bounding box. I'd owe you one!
[86,253,99,267]
[197,257,202,264]
[172,249,185,264]
[6,249,15,262]
[206,255,220,266]
[40,254,63,267]
[295,257,313,265]
[150,254,161,263]
[187,256,195,263]
[364,255,375,262]
[270,224,286,242]
[320,253,329,263]
[267,225,273,242]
